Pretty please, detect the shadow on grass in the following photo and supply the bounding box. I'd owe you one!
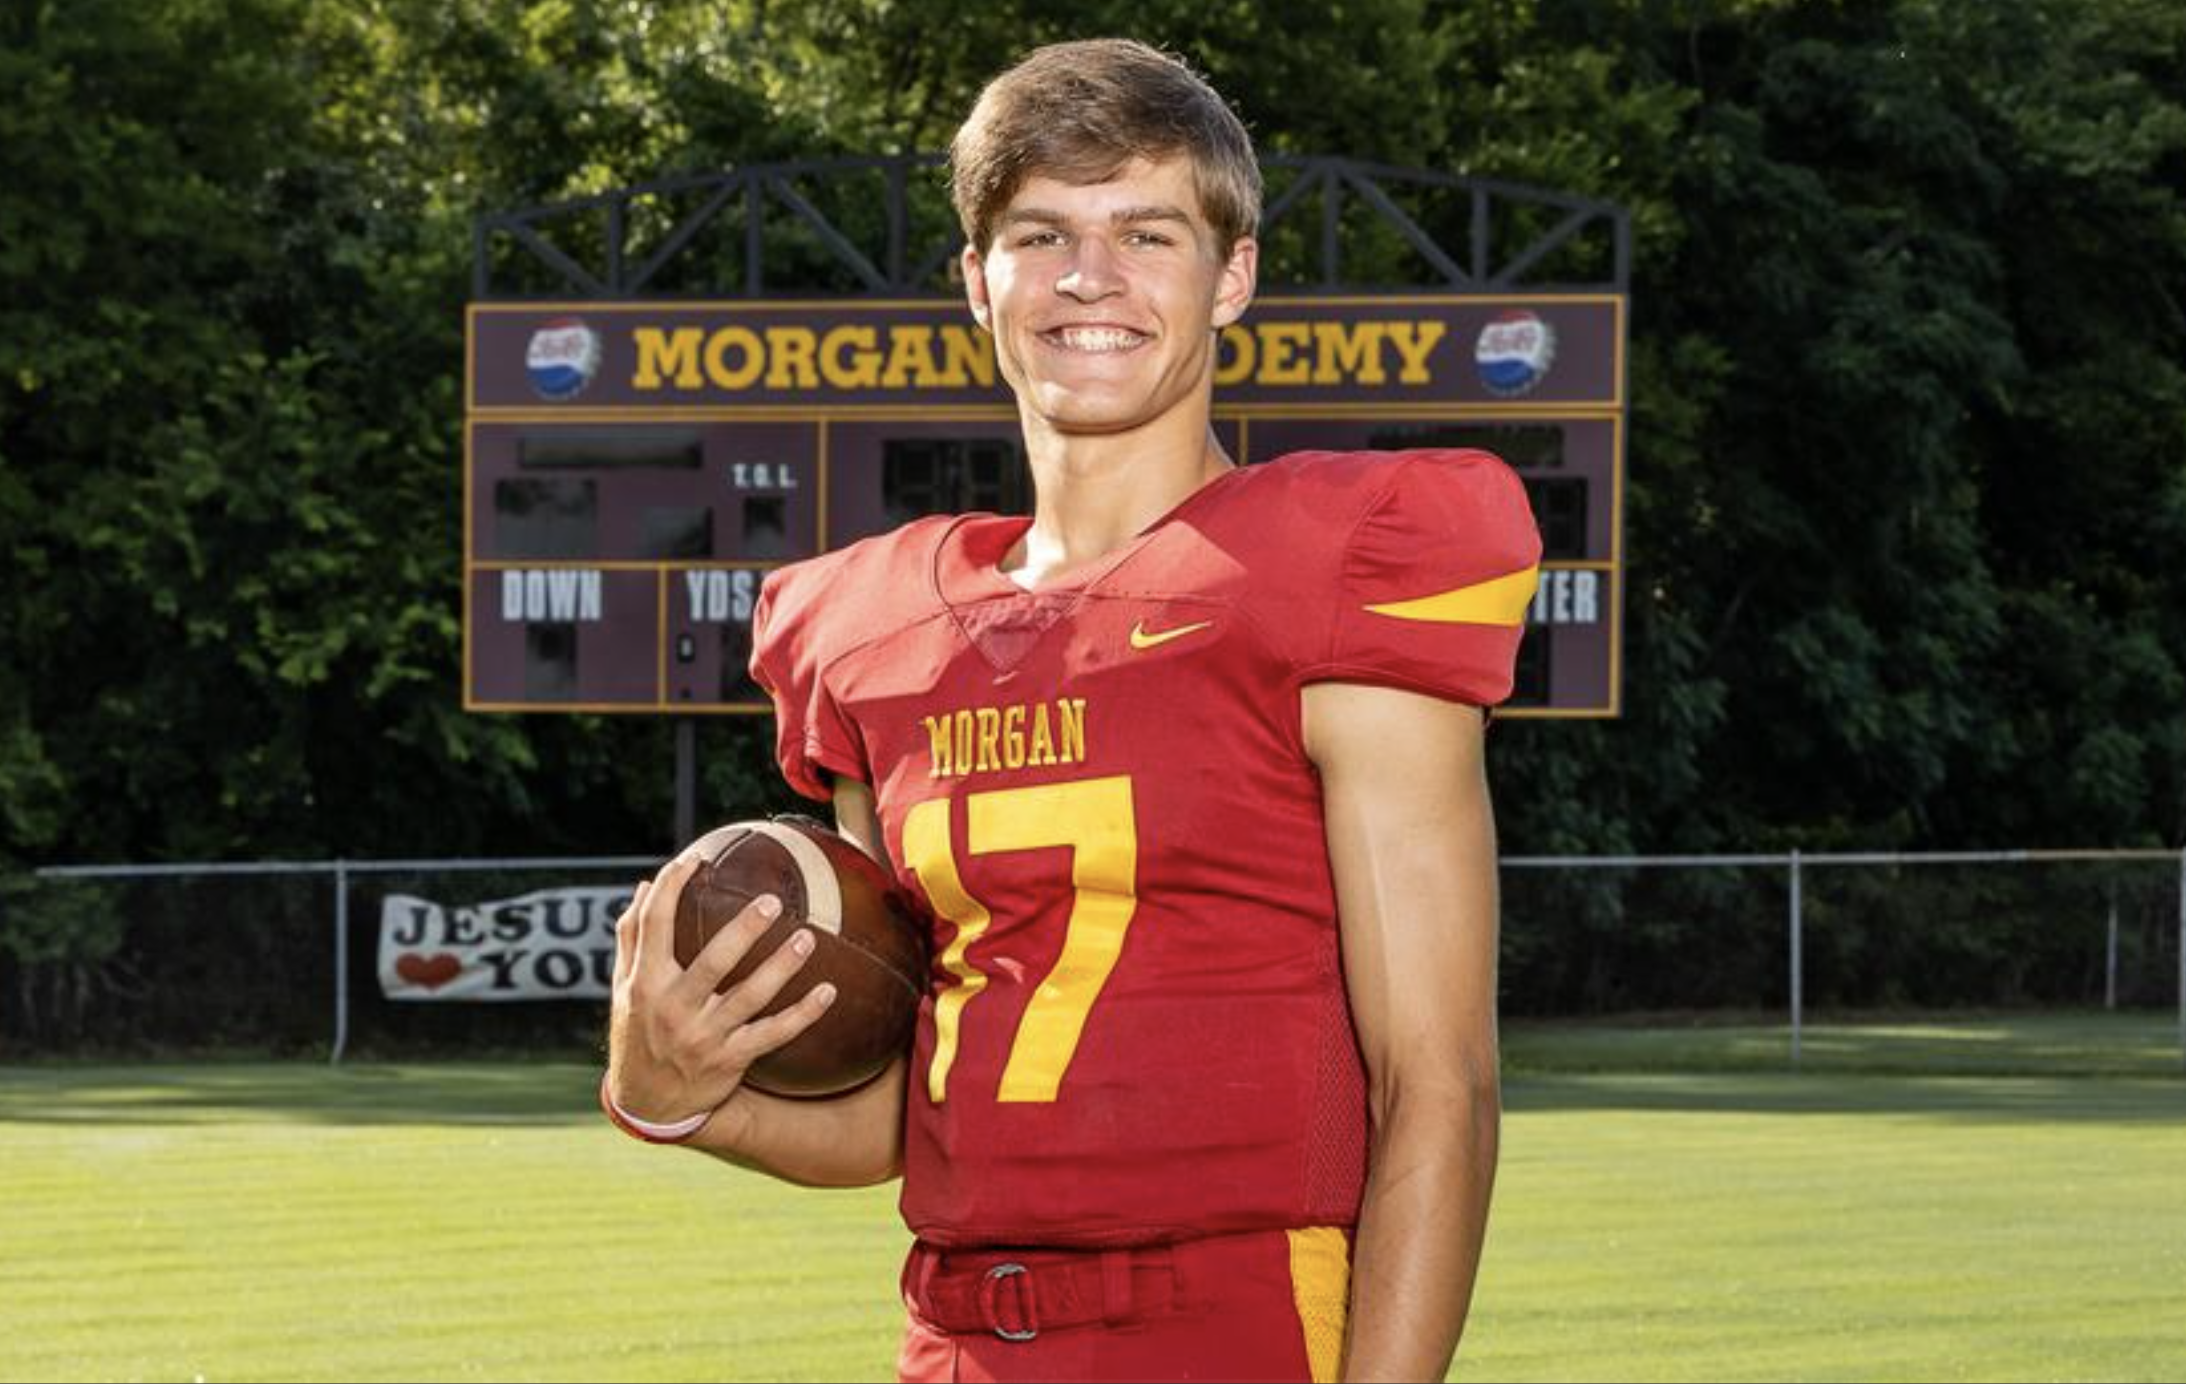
[6,1013,2182,1128]
[4,1060,2183,1132]
[1498,1011,2186,1122]
[1507,1010,2184,1070]
[1503,1071,2186,1124]
[0,1061,604,1127]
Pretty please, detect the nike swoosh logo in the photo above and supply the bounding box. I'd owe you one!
[1129,619,1214,651]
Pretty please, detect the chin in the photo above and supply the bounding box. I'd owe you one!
[1026,383,1162,435]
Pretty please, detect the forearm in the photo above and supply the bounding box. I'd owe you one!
[1342,1077,1501,1381]
[686,1056,908,1189]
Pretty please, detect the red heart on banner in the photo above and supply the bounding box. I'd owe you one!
[395,953,463,990]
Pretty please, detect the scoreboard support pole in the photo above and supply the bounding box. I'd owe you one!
[2104,891,2120,1011]
[331,858,350,1066]
[675,719,697,850]
[1789,849,1804,1072]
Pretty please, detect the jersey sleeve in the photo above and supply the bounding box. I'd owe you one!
[1296,450,1543,707]
[748,565,870,802]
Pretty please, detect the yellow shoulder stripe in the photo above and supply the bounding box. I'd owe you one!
[1364,564,1540,627]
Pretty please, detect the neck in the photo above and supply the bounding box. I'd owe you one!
[1003,397,1234,589]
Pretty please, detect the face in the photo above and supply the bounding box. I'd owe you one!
[963,155,1257,436]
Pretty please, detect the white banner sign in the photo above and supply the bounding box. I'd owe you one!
[378,886,632,1002]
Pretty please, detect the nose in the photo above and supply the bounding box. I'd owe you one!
[1055,235,1124,302]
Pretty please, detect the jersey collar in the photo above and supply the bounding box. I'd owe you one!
[930,467,1246,610]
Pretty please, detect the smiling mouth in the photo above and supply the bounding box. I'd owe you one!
[1040,326,1152,354]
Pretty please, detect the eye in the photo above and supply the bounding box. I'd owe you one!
[1125,231,1175,248]
[1017,230,1065,248]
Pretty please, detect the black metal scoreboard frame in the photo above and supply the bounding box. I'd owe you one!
[467,155,1628,719]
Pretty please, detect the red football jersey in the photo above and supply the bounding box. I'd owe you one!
[751,450,1540,1248]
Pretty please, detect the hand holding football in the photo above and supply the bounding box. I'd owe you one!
[673,816,928,1097]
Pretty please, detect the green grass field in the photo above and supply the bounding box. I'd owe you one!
[3,1014,2183,1382]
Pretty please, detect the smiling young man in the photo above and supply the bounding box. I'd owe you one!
[603,37,1540,1383]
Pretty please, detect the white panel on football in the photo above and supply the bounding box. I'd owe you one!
[747,821,845,935]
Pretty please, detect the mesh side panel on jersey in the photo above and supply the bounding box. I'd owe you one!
[1304,968,1371,1225]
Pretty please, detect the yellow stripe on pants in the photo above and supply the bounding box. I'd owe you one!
[1286,1226,1352,1384]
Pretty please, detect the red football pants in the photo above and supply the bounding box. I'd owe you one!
[896,1227,1351,1384]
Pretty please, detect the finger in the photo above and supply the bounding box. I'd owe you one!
[635,855,704,974]
[612,883,644,989]
[708,919,816,1029]
[624,876,654,969]
[727,980,837,1066]
[682,893,787,998]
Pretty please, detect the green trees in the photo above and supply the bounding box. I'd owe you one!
[1471,0,2186,853]
[1,0,2180,865]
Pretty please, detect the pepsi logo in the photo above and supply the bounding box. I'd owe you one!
[526,318,602,401]
[1475,310,1557,397]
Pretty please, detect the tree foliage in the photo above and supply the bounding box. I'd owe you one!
[1,0,2180,868]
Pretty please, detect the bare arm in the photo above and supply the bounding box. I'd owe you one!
[1303,682,1502,1382]
[605,778,908,1187]
[687,1054,906,1188]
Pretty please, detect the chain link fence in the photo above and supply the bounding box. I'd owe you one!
[3,849,2180,1069]
[1500,849,2185,1072]
[1,858,654,1060]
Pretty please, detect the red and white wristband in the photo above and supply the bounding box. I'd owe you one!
[599,1073,712,1145]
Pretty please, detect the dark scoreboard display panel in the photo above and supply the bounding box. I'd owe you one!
[465,296,1625,716]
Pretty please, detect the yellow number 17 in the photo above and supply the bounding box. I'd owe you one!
[901,776,1139,1105]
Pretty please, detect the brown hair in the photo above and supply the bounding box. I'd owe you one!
[949,39,1261,256]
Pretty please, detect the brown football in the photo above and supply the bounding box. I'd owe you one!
[672,816,928,1098]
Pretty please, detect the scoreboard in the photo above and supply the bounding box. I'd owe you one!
[464,294,1624,716]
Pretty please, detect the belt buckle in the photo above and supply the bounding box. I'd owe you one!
[982,1262,1038,1342]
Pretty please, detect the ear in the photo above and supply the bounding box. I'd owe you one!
[1211,235,1258,331]
[962,245,993,332]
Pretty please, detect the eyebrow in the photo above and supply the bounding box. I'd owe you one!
[1000,205,1197,231]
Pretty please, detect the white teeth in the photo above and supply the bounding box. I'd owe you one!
[1051,328,1146,353]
